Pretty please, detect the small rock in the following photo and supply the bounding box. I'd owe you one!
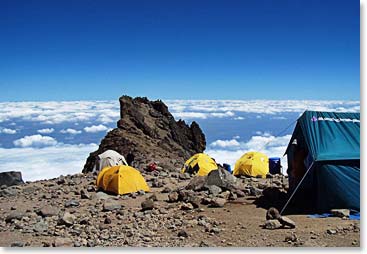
[331,209,350,218]
[278,216,296,228]
[161,187,172,193]
[266,207,281,220]
[33,220,48,233]
[207,185,222,196]
[148,193,158,201]
[178,229,188,238]
[10,241,25,247]
[181,203,194,210]
[87,185,95,192]
[95,191,112,200]
[103,201,122,212]
[80,189,91,199]
[5,211,24,223]
[141,199,155,211]
[104,217,112,224]
[53,237,73,247]
[137,190,146,195]
[56,177,65,185]
[327,229,337,235]
[210,198,226,208]
[58,212,76,226]
[168,192,179,202]
[199,240,209,247]
[64,199,79,208]
[284,233,298,242]
[263,219,282,230]
[39,206,59,217]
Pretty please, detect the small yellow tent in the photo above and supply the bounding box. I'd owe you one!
[181,153,218,176]
[233,151,269,178]
[96,165,150,195]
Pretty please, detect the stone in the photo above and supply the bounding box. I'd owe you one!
[10,241,25,247]
[56,177,65,185]
[5,211,25,223]
[278,216,296,228]
[0,188,18,197]
[188,196,201,208]
[186,176,207,191]
[161,187,172,193]
[104,217,112,224]
[0,171,24,187]
[39,206,59,217]
[148,193,158,201]
[327,229,337,235]
[331,209,350,218]
[263,220,282,230]
[58,212,76,226]
[141,199,155,211]
[64,199,79,208]
[95,191,112,200]
[33,220,48,233]
[178,229,188,238]
[168,192,179,202]
[80,189,91,199]
[87,185,95,192]
[285,233,298,243]
[181,203,194,210]
[266,207,281,220]
[205,168,237,190]
[207,185,222,196]
[249,186,263,196]
[103,201,122,212]
[53,237,73,247]
[210,198,226,208]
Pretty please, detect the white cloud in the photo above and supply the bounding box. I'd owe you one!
[210,139,240,148]
[60,128,82,135]
[0,143,98,181]
[234,116,244,120]
[13,134,58,148]
[0,128,17,134]
[84,124,108,133]
[37,128,55,134]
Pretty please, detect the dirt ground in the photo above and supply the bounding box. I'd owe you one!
[0,173,360,248]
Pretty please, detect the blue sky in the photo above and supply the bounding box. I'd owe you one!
[0,0,360,101]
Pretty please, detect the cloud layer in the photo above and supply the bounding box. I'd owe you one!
[0,144,98,181]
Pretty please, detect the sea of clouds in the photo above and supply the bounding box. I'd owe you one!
[0,100,360,181]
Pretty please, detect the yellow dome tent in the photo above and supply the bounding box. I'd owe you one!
[233,151,269,178]
[181,153,218,176]
[96,165,150,195]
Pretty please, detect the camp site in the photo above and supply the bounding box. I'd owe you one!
[0,98,360,247]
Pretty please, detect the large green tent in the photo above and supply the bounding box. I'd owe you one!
[283,111,360,213]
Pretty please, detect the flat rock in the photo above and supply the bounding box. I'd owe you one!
[5,211,25,223]
[278,216,296,228]
[186,176,207,191]
[264,219,282,230]
[95,191,112,200]
[64,199,80,208]
[181,202,194,210]
[331,209,350,218]
[210,198,226,208]
[39,206,59,217]
[33,220,48,233]
[103,201,122,212]
[207,185,222,196]
[168,192,179,202]
[53,237,73,247]
[58,212,76,226]
[141,199,155,211]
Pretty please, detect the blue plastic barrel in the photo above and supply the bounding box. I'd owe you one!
[269,157,281,174]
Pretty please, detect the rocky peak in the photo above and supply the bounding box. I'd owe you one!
[83,96,206,172]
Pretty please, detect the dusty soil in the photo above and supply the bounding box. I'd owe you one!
[0,172,360,248]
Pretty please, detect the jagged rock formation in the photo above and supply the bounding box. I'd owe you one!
[83,96,206,172]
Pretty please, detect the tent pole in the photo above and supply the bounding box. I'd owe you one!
[280,162,314,215]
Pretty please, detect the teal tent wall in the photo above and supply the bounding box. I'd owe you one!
[284,111,360,212]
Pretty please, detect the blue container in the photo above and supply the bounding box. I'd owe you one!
[223,163,232,173]
[269,157,281,174]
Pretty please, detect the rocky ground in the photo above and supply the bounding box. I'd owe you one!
[0,169,360,247]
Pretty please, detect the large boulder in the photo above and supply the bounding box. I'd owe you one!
[83,96,206,173]
[0,171,24,187]
[204,168,237,190]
